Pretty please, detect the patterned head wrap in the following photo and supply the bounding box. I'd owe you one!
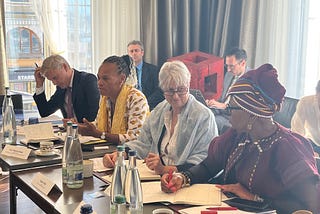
[226,64,286,118]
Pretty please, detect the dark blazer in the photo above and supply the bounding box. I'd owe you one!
[33,69,100,122]
[141,62,164,110]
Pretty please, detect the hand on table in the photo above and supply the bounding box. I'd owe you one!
[216,183,255,200]
[103,151,117,168]
[144,152,164,174]
[160,172,183,193]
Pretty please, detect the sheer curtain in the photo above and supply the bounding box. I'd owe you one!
[91,0,140,74]
[141,0,309,98]
[30,0,68,97]
[0,0,8,93]
[31,0,68,55]
[249,0,309,98]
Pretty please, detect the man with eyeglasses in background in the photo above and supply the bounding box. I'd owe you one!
[206,47,248,134]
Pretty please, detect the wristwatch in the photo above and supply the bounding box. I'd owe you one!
[100,132,106,140]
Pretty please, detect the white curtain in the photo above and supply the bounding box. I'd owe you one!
[31,0,68,55]
[91,0,141,74]
[30,0,68,98]
[249,0,309,98]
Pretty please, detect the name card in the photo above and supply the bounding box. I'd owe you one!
[1,145,32,160]
[31,172,56,195]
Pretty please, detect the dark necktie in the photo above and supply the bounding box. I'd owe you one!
[65,87,74,118]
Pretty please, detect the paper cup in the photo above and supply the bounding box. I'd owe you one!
[40,141,54,154]
[83,159,94,178]
[152,208,174,214]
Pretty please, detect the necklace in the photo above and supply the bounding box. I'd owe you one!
[247,127,282,191]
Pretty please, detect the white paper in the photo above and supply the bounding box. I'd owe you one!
[1,145,32,159]
[31,172,56,195]
[90,157,112,172]
[22,123,60,143]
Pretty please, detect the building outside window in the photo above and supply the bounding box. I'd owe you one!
[3,0,92,110]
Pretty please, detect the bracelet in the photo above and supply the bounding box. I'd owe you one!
[253,194,264,202]
[180,171,191,187]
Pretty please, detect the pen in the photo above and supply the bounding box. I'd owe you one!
[201,211,217,214]
[168,169,173,181]
[207,207,238,211]
[34,62,39,68]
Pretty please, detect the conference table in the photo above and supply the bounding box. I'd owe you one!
[0,117,119,214]
[10,165,171,214]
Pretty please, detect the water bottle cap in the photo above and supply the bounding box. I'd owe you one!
[67,121,73,126]
[80,203,93,213]
[114,194,126,204]
[128,150,136,156]
[72,124,78,129]
[116,145,125,151]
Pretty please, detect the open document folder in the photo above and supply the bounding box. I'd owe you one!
[142,181,221,206]
[21,123,62,144]
[98,158,161,181]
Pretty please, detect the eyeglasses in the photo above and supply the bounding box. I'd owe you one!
[224,60,242,70]
[225,105,242,114]
[163,87,188,96]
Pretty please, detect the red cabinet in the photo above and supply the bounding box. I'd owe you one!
[168,51,224,100]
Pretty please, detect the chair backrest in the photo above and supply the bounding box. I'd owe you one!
[273,96,299,128]
[0,94,23,113]
[189,89,208,107]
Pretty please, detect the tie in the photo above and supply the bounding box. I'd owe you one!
[65,87,74,118]
[136,67,142,91]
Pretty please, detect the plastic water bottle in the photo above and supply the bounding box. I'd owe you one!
[1,87,9,115]
[66,124,83,189]
[62,121,73,184]
[125,150,143,213]
[110,145,127,204]
[110,194,126,214]
[2,95,17,144]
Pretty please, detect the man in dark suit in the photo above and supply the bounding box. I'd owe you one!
[127,40,164,110]
[33,55,99,122]
[206,47,247,134]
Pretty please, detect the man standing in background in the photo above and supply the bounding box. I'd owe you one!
[127,40,164,110]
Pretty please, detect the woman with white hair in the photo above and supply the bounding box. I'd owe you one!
[103,60,218,175]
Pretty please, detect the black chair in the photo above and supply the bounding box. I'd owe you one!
[273,96,299,128]
[0,94,24,123]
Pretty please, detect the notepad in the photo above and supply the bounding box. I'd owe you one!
[99,159,161,181]
[21,123,62,143]
[142,181,221,206]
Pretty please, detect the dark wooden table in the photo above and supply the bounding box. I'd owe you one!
[0,136,116,214]
[10,165,170,214]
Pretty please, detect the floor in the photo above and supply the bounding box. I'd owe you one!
[0,174,45,214]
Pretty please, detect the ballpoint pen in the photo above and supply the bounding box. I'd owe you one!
[34,62,39,68]
[207,207,238,211]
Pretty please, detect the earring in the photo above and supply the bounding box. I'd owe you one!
[247,115,256,131]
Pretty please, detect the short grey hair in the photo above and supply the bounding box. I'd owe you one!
[127,40,144,51]
[159,61,191,91]
[40,55,70,75]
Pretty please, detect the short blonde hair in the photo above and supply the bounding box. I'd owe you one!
[40,55,70,75]
[159,61,191,91]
